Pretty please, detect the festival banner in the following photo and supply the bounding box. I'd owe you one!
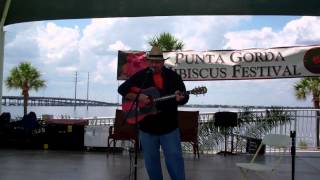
[117,45,320,81]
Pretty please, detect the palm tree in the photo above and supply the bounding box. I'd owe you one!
[148,32,184,51]
[294,77,320,148]
[239,107,292,138]
[5,62,46,115]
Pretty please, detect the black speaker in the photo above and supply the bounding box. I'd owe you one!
[214,111,238,127]
[0,112,11,126]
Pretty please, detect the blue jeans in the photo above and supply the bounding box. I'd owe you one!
[139,128,185,180]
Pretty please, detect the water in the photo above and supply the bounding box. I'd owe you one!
[3,105,318,147]
[2,106,119,119]
[2,105,239,119]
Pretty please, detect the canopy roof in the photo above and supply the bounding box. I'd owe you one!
[1,0,320,26]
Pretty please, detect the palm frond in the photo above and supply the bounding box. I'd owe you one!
[147,32,184,51]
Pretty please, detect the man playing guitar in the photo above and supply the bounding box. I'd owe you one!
[118,46,189,180]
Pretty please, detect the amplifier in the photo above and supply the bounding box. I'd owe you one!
[214,111,238,127]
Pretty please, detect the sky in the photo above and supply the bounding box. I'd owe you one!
[3,15,320,107]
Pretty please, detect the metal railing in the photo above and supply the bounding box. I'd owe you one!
[85,116,114,126]
[86,108,319,153]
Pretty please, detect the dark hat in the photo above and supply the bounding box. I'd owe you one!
[146,46,169,61]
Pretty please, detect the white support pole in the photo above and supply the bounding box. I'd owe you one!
[0,30,4,113]
[0,0,12,113]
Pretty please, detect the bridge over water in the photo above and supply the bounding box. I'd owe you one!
[1,96,117,106]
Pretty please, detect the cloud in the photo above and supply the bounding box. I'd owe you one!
[93,57,118,85]
[80,18,118,55]
[4,22,41,64]
[108,40,131,51]
[283,16,320,44]
[223,16,320,49]
[56,66,78,75]
[171,16,251,50]
[37,22,80,65]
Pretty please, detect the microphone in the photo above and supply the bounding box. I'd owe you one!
[147,67,154,74]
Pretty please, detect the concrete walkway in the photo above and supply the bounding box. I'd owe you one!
[0,149,319,180]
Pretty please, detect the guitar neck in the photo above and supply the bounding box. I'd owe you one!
[154,91,190,102]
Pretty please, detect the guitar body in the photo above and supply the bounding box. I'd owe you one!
[122,87,160,124]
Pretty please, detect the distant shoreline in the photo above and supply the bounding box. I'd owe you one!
[3,104,313,109]
[184,104,313,109]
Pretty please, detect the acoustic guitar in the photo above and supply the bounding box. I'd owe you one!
[122,86,207,124]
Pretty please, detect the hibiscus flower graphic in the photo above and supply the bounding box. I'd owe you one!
[119,52,148,79]
[304,47,320,74]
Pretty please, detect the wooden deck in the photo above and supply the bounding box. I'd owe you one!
[0,149,319,180]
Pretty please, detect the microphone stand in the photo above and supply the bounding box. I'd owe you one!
[290,131,296,180]
[132,90,140,180]
[124,69,152,180]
